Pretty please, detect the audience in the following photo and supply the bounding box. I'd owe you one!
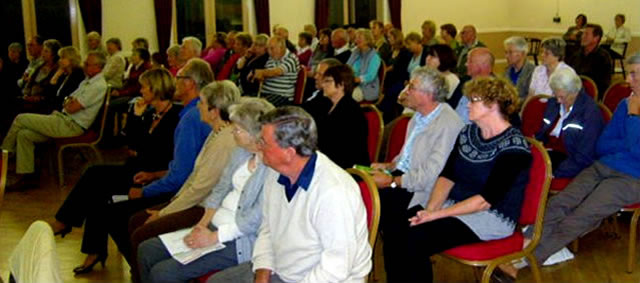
[166,45,182,76]
[372,66,463,282]
[252,36,300,106]
[296,31,313,67]
[87,31,106,54]
[209,106,372,283]
[379,29,412,122]
[604,14,631,58]
[237,34,269,96]
[202,32,228,71]
[307,28,333,77]
[565,23,613,98]
[426,44,460,100]
[440,23,461,51]
[0,42,27,132]
[138,97,273,283]
[331,28,352,64]
[132,37,150,50]
[535,68,605,179]
[180,37,203,66]
[20,39,61,113]
[563,14,587,42]
[503,36,535,99]
[111,48,152,110]
[347,28,382,102]
[370,20,392,65]
[304,24,319,49]
[103,37,126,89]
[304,58,341,104]
[217,32,252,81]
[452,47,494,123]
[421,20,439,46]
[18,36,44,89]
[1,51,107,190]
[455,25,486,76]
[529,37,575,97]
[49,46,86,109]
[274,26,297,54]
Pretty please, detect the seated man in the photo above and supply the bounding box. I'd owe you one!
[372,66,464,282]
[209,106,372,283]
[503,36,535,100]
[502,53,640,280]
[565,23,613,98]
[2,51,108,189]
[331,28,352,64]
[253,37,300,107]
[455,25,486,76]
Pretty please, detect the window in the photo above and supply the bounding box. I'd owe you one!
[34,0,72,45]
[215,0,242,32]
[0,0,25,51]
[328,0,345,29]
[176,0,206,45]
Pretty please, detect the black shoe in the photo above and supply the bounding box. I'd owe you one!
[53,225,72,238]
[491,268,516,283]
[73,254,107,275]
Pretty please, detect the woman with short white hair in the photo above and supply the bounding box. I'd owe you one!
[528,37,576,97]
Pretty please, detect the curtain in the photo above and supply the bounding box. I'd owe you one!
[315,0,329,30]
[388,0,401,29]
[78,0,101,34]
[154,0,173,54]
[253,0,270,35]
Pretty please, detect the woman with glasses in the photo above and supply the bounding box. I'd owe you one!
[138,97,274,283]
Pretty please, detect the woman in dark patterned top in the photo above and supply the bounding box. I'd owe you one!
[400,77,532,283]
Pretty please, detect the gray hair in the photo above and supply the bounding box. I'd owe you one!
[229,97,275,137]
[182,58,214,90]
[318,58,341,68]
[541,37,566,59]
[268,36,286,49]
[200,80,241,122]
[254,34,269,46]
[259,106,318,157]
[8,42,23,53]
[356,28,375,48]
[87,50,107,68]
[331,28,349,42]
[58,46,82,68]
[504,36,528,53]
[182,36,203,55]
[87,31,101,40]
[167,45,181,57]
[410,66,449,102]
[549,68,582,94]
[627,52,640,65]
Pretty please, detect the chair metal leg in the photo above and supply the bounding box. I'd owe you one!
[628,209,640,273]
[526,253,542,283]
[57,147,65,188]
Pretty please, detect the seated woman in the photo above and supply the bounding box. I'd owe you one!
[535,68,605,179]
[302,64,370,169]
[347,28,382,102]
[237,34,269,96]
[20,39,61,113]
[47,68,181,274]
[378,29,411,122]
[399,77,532,283]
[138,97,274,283]
[112,48,152,110]
[202,32,228,70]
[49,46,86,109]
[166,45,183,76]
[529,37,576,97]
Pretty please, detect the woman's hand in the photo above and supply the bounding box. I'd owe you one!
[133,99,148,116]
[409,209,439,226]
[184,226,218,249]
[133,171,156,184]
[372,171,393,188]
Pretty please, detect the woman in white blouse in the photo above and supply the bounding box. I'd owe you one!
[528,37,576,97]
[605,14,631,57]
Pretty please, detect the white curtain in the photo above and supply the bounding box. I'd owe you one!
[243,0,257,35]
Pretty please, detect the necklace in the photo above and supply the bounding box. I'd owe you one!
[152,102,172,121]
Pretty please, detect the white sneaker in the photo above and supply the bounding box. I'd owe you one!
[542,247,575,266]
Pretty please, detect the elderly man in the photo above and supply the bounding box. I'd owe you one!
[503,36,535,100]
[209,106,372,283]
[87,31,106,54]
[373,66,463,282]
[274,26,297,54]
[455,25,486,76]
[2,51,108,189]
[450,47,493,121]
[180,37,203,65]
[253,37,300,107]
[421,20,438,46]
[500,53,640,281]
[103,37,126,89]
[566,23,613,98]
[331,28,352,64]
[18,35,44,88]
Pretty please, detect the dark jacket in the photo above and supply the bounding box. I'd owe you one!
[535,89,605,178]
[52,67,86,109]
[239,53,269,95]
[333,48,352,64]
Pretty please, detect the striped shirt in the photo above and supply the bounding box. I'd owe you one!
[262,50,300,98]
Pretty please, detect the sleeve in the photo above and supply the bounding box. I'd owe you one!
[596,99,629,156]
[614,28,632,44]
[228,167,267,241]
[143,111,212,198]
[360,54,381,84]
[479,151,532,206]
[103,55,125,82]
[277,55,299,74]
[252,176,275,272]
[554,106,605,178]
[74,80,107,108]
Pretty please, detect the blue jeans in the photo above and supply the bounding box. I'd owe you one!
[138,232,238,283]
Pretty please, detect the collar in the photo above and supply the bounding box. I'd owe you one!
[335,45,350,55]
[180,96,200,117]
[277,153,318,202]
[297,46,311,54]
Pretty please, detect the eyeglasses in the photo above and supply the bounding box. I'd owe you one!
[470,96,483,102]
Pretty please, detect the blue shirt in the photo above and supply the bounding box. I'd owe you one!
[596,98,640,179]
[507,66,521,85]
[143,97,213,197]
[455,96,471,125]
[396,104,443,172]
[277,153,318,202]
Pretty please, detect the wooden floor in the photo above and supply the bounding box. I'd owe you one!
[1,147,640,282]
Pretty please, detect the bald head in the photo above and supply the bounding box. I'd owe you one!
[466,47,494,77]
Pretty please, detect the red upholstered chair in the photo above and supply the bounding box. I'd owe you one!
[53,87,111,187]
[580,75,598,100]
[520,94,551,137]
[441,137,552,283]
[0,150,8,208]
[602,80,632,113]
[597,102,613,123]
[384,113,413,163]
[360,104,384,163]
[293,67,307,105]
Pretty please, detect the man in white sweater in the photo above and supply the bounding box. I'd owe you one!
[210,106,372,283]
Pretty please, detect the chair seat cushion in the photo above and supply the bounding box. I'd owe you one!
[54,131,98,146]
[196,269,220,283]
[444,232,524,261]
[550,178,573,192]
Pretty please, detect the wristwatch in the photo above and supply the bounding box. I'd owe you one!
[389,177,398,189]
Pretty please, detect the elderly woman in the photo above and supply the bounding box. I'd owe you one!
[47,68,182,274]
[237,34,269,96]
[504,36,535,99]
[87,31,106,54]
[103,37,126,89]
[604,14,631,57]
[202,32,228,70]
[21,39,62,112]
[166,45,182,76]
[138,97,274,283]
[400,77,531,283]
[304,64,370,169]
[528,37,576,97]
[347,28,382,102]
[49,46,86,108]
[535,68,605,179]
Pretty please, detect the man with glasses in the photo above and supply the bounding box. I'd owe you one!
[2,51,108,190]
[371,66,463,282]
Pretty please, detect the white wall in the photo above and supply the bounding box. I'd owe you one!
[102,0,159,54]
[269,0,315,42]
[401,0,511,34]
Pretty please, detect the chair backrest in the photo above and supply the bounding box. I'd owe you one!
[293,68,307,105]
[597,102,613,123]
[346,168,381,247]
[520,138,552,226]
[9,221,63,283]
[0,150,7,208]
[520,94,551,137]
[602,80,632,113]
[580,75,598,100]
[526,38,542,57]
[384,113,413,163]
[360,104,384,163]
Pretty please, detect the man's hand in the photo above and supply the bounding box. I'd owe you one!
[254,269,272,283]
[183,226,218,249]
[371,171,393,188]
[144,209,160,224]
[133,171,156,184]
[128,187,143,199]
